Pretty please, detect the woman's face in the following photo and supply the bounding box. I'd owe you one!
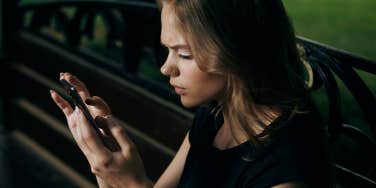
[160,4,226,108]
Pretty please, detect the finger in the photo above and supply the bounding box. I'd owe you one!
[95,116,121,152]
[50,89,74,116]
[85,96,111,116]
[105,116,133,152]
[67,107,92,157]
[95,116,112,136]
[85,96,109,109]
[76,109,111,157]
[62,72,91,99]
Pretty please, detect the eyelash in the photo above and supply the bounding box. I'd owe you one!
[178,53,193,60]
[163,46,193,60]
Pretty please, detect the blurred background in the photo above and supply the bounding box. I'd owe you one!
[18,0,376,131]
[19,0,376,60]
[285,0,375,61]
[1,0,375,187]
[283,0,376,133]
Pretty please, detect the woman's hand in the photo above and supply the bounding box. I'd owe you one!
[50,72,152,188]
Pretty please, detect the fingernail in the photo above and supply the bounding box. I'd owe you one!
[95,116,105,123]
[104,116,115,127]
[60,72,63,77]
[85,98,93,105]
[95,116,102,121]
[50,90,55,94]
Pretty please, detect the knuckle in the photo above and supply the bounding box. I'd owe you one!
[111,124,127,136]
[113,126,126,136]
[93,158,112,171]
[123,143,135,154]
[98,157,113,168]
[90,156,112,174]
[90,166,100,175]
[117,157,128,167]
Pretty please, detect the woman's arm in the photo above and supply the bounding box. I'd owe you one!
[154,133,190,188]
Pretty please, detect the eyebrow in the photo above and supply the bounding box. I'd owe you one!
[160,40,190,50]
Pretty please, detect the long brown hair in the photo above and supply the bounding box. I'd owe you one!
[159,0,309,149]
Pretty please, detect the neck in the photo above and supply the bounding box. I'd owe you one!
[217,106,281,148]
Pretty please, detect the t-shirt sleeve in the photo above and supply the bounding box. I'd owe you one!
[246,130,333,188]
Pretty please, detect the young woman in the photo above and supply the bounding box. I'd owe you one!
[50,0,333,187]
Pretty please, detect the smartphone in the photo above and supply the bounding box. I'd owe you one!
[60,79,120,151]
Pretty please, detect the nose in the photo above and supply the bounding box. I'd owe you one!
[160,57,179,77]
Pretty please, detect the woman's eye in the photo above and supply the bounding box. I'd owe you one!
[178,53,193,60]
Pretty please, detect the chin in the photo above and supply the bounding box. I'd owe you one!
[180,96,202,108]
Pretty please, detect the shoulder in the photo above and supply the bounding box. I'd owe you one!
[244,111,333,187]
[268,110,331,173]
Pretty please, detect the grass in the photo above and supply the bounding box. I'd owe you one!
[284,0,376,61]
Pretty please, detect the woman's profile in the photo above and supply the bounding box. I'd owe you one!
[50,0,333,187]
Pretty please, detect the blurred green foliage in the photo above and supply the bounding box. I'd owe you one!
[284,0,376,61]
[283,0,375,132]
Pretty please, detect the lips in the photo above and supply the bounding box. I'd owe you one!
[171,83,186,95]
[174,86,186,95]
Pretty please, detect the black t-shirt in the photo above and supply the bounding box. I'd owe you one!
[177,107,333,188]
